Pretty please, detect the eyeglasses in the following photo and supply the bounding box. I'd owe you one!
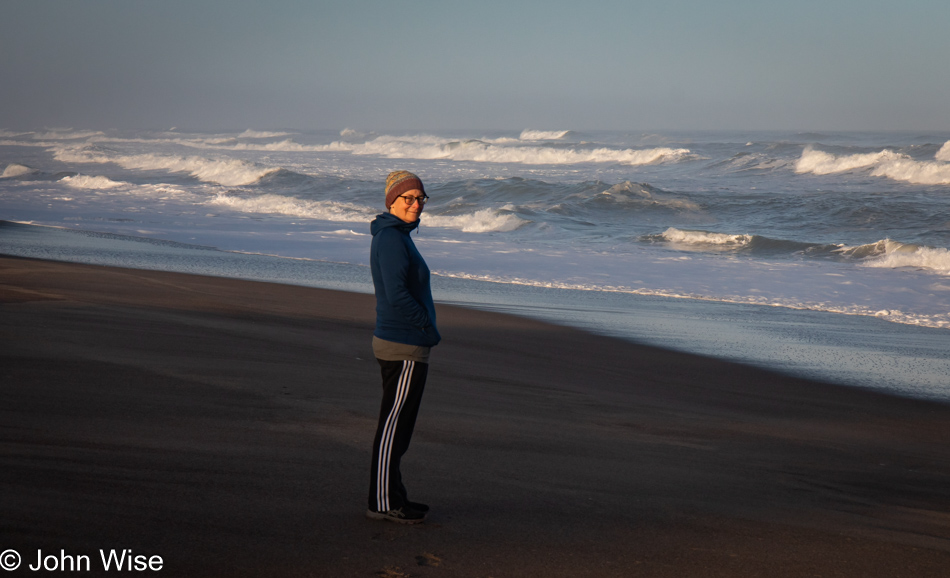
[399,194,429,206]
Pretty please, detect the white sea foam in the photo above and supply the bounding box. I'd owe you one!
[2,163,36,178]
[658,227,753,246]
[59,174,127,189]
[796,146,950,185]
[431,270,950,328]
[936,141,950,162]
[52,146,279,186]
[519,129,570,140]
[424,206,526,233]
[325,229,369,236]
[207,193,376,222]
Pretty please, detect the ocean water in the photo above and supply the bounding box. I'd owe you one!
[2,128,949,399]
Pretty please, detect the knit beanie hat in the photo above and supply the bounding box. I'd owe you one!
[385,170,425,209]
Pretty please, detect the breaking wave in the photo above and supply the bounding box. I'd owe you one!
[795,146,950,185]
[654,227,753,247]
[180,139,327,152]
[869,158,950,186]
[82,135,328,153]
[326,134,690,166]
[424,206,526,233]
[647,229,950,275]
[52,145,280,186]
[2,163,36,178]
[59,174,127,189]
[795,147,905,174]
[843,239,950,275]
[237,129,292,139]
[207,193,376,222]
[519,129,571,140]
[205,192,526,233]
[643,228,821,255]
[936,140,950,162]
[32,129,105,140]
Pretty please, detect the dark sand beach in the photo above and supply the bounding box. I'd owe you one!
[2,255,950,577]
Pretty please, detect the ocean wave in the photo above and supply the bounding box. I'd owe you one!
[651,227,754,247]
[795,146,950,185]
[592,182,701,211]
[85,135,331,153]
[2,163,36,178]
[794,147,906,175]
[0,139,58,147]
[237,129,292,139]
[339,128,378,142]
[136,131,689,165]
[59,174,127,189]
[52,145,280,186]
[848,239,950,275]
[646,228,837,256]
[178,139,330,152]
[207,193,376,222]
[710,152,791,173]
[646,230,950,275]
[32,129,105,140]
[870,158,950,185]
[424,206,526,233]
[82,135,231,147]
[936,140,950,162]
[519,129,571,140]
[332,134,690,166]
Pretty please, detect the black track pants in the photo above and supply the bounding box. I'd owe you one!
[368,359,428,512]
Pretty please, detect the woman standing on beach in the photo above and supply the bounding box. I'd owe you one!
[366,170,441,525]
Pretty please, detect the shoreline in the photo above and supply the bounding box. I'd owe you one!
[2,255,950,576]
[3,219,950,402]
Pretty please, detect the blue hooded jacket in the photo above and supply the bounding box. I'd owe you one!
[370,212,441,347]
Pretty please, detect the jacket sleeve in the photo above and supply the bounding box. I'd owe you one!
[375,230,431,330]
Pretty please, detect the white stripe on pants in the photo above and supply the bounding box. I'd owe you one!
[375,360,414,512]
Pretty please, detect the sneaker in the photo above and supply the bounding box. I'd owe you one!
[406,501,429,513]
[365,505,427,525]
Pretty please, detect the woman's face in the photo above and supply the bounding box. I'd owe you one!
[389,189,427,223]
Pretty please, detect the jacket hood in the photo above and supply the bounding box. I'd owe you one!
[371,212,420,236]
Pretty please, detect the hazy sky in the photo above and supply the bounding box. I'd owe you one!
[2,0,948,131]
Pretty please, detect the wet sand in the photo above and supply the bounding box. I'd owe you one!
[2,255,949,577]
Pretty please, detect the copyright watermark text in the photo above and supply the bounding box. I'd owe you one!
[1,549,162,572]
